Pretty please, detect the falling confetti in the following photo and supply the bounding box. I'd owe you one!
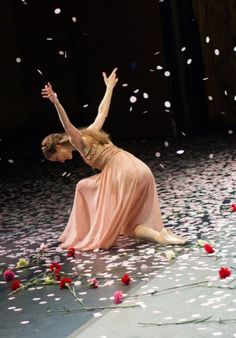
[122,83,128,87]
[72,17,77,22]
[206,36,210,43]
[54,8,61,14]
[214,49,220,56]
[181,47,186,52]
[130,96,137,103]
[176,150,184,155]
[16,58,21,63]
[155,152,161,158]
[164,101,171,108]
[143,93,149,99]
[37,69,43,75]
[164,71,171,77]
[156,65,163,70]
[208,96,213,101]
[187,59,192,65]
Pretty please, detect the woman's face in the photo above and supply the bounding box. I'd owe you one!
[49,145,73,163]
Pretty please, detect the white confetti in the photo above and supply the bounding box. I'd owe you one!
[203,77,208,81]
[164,71,171,77]
[16,58,22,63]
[37,69,43,75]
[133,89,139,94]
[21,321,30,325]
[181,47,186,52]
[59,50,64,55]
[143,93,149,99]
[8,159,14,164]
[212,333,223,336]
[228,130,233,135]
[130,96,137,103]
[209,154,214,159]
[93,313,103,318]
[164,141,169,147]
[156,65,163,70]
[176,150,184,155]
[122,83,128,87]
[155,152,161,158]
[214,49,220,56]
[72,17,77,22]
[164,101,171,108]
[208,96,213,101]
[74,281,82,286]
[206,36,210,43]
[187,59,192,65]
[54,8,61,14]
[83,104,89,108]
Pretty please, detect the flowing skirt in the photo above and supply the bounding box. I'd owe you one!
[58,149,163,250]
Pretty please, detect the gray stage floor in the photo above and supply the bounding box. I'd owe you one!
[1,135,236,338]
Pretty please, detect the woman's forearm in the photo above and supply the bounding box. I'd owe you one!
[52,98,83,148]
[88,87,114,130]
[98,86,114,118]
[53,98,74,134]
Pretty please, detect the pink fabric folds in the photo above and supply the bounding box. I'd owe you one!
[58,144,163,251]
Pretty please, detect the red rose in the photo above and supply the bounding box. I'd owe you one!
[231,204,236,212]
[204,243,215,254]
[11,279,21,291]
[59,277,72,289]
[219,267,231,279]
[49,262,61,275]
[67,247,75,258]
[121,274,131,285]
[3,269,15,282]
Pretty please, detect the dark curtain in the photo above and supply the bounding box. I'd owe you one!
[192,0,236,128]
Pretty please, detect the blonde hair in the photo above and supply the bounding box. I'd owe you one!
[41,128,111,160]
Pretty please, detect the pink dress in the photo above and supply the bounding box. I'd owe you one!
[58,134,164,251]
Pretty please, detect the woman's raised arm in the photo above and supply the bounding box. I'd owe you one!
[88,68,118,131]
[41,83,83,150]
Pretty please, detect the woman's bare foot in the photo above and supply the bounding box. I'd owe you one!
[166,228,186,242]
[156,228,186,245]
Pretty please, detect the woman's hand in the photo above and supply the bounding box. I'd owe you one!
[102,68,118,90]
[41,82,58,103]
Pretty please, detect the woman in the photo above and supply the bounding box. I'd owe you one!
[41,68,186,251]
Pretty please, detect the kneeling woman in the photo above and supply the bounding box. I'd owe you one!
[41,68,186,251]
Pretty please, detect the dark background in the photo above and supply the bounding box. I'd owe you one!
[0,0,236,152]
